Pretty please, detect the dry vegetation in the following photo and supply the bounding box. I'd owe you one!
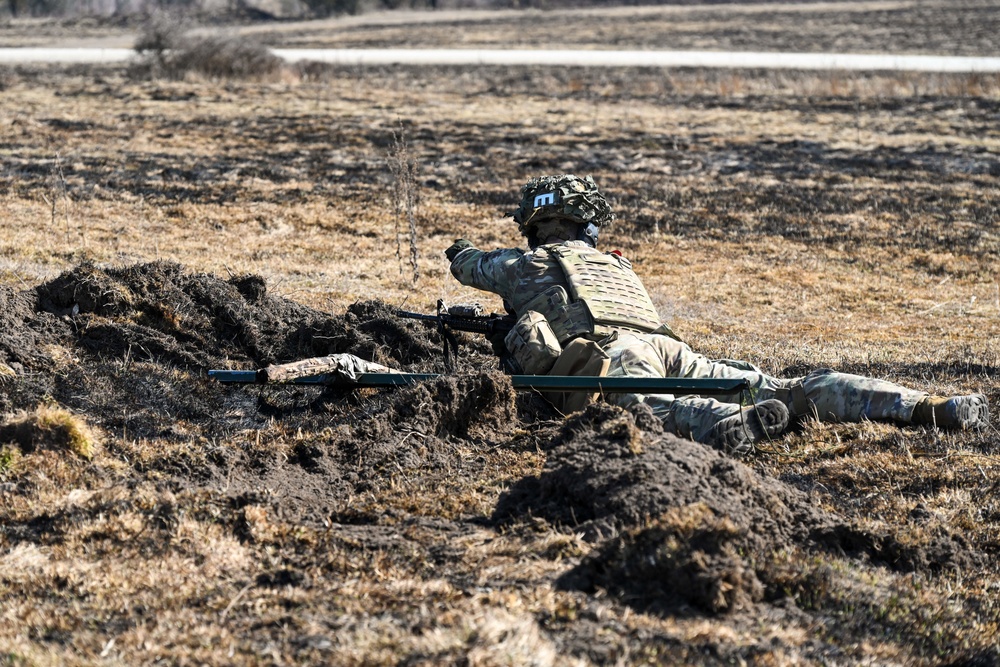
[1,2,1000,665]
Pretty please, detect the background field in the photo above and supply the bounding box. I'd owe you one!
[1,1,1000,664]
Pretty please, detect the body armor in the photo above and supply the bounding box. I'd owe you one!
[515,244,663,345]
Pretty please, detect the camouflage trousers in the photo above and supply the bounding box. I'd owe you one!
[602,333,927,444]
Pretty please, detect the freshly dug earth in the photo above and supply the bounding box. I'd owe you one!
[1,261,513,523]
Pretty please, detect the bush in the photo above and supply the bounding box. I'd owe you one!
[132,16,284,81]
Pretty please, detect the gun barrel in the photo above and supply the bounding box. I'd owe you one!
[396,310,440,322]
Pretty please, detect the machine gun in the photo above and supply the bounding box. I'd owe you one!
[396,300,515,371]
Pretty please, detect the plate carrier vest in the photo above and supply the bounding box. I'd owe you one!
[523,245,663,344]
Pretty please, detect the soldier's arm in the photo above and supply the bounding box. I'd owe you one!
[448,245,523,301]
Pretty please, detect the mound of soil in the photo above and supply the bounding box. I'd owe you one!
[495,402,978,614]
[35,261,442,371]
[0,260,462,429]
[0,261,517,528]
[205,371,520,527]
[0,284,72,374]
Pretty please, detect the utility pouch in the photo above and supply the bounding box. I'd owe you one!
[519,284,595,345]
[775,381,811,417]
[548,300,595,344]
[546,338,611,414]
[521,284,570,316]
[504,310,562,375]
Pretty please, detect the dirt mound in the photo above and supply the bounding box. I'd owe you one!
[0,260,461,441]
[34,261,441,371]
[0,284,71,374]
[495,402,978,614]
[495,402,830,548]
[358,371,518,443]
[0,262,503,527]
[166,372,520,528]
[24,262,513,526]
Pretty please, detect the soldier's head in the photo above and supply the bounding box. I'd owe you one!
[512,174,614,249]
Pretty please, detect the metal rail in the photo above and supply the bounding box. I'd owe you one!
[208,370,748,395]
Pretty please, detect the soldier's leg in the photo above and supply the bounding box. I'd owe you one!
[602,332,750,421]
[603,334,788,453]
[788,369,988,428]
[604,333,987,431]
[786,369,925,423]
[639,344,934,425]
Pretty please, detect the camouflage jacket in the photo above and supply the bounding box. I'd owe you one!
[450,241,666,340]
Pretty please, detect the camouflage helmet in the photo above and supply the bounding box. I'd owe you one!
[512,174,615,237]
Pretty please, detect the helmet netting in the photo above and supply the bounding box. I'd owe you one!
[512,174,614,238]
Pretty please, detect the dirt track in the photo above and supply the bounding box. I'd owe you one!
[3,0,1000,55]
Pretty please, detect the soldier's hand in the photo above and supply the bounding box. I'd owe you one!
[445,239,474,262]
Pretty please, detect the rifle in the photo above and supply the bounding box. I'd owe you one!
[396,300,515,371]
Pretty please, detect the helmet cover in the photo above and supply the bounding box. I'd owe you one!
[512,174,614,238]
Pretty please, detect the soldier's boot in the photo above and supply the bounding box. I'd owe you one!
[703,399,790,456]
[912,394,989,430]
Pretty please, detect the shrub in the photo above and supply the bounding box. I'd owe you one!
[132,16,284,81]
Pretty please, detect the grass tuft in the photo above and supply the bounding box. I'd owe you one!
[0,445,21,475]
[0,404,99,459]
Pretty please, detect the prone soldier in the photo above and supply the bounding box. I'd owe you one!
[445,174,989,455]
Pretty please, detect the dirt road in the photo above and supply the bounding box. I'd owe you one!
[3,46,1000,71]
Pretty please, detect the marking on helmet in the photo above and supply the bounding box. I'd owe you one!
[533,192,557,207]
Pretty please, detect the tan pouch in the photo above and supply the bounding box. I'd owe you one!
[520,285,595,344]
[545,338,611,414]
[504,310,562,375]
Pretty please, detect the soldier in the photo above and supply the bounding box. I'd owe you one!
[445,174,990,455]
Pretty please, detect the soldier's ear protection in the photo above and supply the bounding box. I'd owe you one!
[578,222,600,248]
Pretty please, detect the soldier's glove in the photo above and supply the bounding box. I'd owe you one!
[445,239,474,262]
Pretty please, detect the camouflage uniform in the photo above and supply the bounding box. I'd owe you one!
[450,240,927,442]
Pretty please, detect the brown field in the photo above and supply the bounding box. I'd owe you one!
[2,2,1000,665]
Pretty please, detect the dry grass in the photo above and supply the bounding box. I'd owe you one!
[1,4,1000,664]
[0,405,100,459]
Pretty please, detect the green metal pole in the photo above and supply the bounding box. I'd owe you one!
[208,370,748,396]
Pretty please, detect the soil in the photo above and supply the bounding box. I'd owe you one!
[496,401,977,615]
[0,261,513,521]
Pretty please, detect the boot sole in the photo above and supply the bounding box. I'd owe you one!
[950,394,990,430]
[705,399,789,456]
